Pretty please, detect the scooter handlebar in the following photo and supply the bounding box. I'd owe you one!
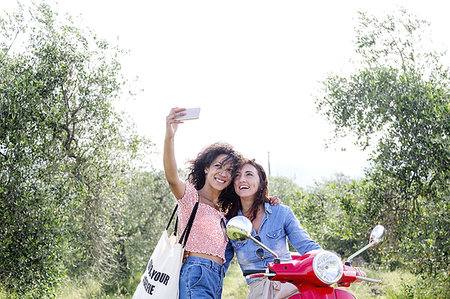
[355,276,382,284]
[339,265,382,286]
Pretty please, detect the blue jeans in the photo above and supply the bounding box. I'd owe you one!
[179,256,225,299]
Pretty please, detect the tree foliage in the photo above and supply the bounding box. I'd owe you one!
[292,175,376,259]
[120,170,175,276]
[315,8,449,285]
[268,175,300,207]
[0,3,150,297]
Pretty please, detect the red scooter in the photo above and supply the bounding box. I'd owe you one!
[226,216,386,299]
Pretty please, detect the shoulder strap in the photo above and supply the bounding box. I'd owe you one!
[166,204,178,235]
[179,201,199,247]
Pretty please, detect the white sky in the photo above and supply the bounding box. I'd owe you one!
[3,0,450,187]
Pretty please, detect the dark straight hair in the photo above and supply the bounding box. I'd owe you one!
[224,158,269,221]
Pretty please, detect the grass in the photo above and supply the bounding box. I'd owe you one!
[56,278,103,299]
[222,259,249,298]
[54,273,142,299]
[336,268,417,298]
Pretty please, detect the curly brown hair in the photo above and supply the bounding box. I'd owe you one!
[187,142,243,211]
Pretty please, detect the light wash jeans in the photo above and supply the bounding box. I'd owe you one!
[179,256,225,299]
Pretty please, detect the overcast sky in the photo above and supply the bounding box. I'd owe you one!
[3,0,449,187]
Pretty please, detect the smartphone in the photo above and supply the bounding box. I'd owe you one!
[175,108,201,121]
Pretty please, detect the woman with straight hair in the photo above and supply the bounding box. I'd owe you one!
[224,158,322,299]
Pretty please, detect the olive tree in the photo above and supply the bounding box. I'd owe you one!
[0,2,150,297]
[315,8,449,287]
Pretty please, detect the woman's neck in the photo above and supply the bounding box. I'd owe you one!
[240,196,264,217]
[241,198,264,232]
[198,185,221,209]
[240,196,253,214]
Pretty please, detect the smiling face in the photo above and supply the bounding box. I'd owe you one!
[233,163,261,200]
[204,154,234,191]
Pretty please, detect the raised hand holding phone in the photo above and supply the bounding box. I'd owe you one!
[166,107,200,141]
[174,107,200,121]
[164,107,202,201]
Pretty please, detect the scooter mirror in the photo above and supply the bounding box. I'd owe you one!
[369,225,386,247]
[227,216,252,241]
[346,225,386,263]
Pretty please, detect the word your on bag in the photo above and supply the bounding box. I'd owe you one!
[143,259,172,295]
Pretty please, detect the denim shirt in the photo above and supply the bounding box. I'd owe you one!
[224,203,321,284]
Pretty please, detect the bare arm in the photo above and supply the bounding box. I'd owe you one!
[163,107,186,199]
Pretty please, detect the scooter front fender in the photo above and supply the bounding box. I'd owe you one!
[334,289,356,298]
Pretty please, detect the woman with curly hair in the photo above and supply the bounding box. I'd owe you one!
[164,107,243,299]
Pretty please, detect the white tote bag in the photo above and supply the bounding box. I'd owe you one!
[133,202,199,299]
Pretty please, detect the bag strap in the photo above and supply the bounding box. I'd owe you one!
[165,204,178,234]
[179,201,199,247]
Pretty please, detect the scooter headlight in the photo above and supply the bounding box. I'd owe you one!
[312,251,343,285]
